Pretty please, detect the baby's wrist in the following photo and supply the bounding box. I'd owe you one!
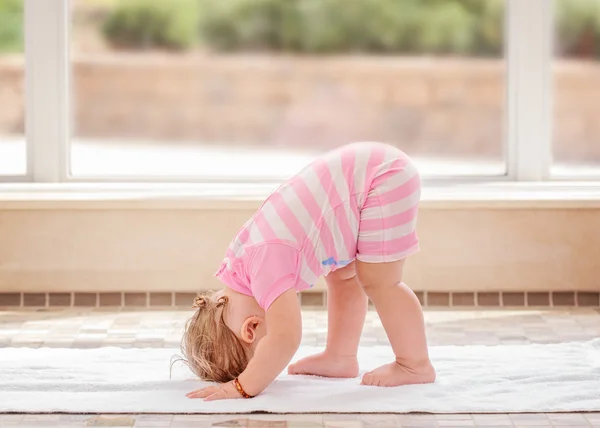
[236,374,262,398]
[232,377,255,398]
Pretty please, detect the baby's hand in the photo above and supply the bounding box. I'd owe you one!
[186,381,242,401]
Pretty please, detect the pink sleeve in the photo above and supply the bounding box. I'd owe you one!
[248,243,300,310]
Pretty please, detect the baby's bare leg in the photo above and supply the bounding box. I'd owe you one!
[356,259,435,387]
[288,262,367,378]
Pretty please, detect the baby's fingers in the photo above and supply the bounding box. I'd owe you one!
[203,390,227,402]
[186,386,218,399]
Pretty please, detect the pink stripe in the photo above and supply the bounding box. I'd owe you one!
[360,204,419,231]
[237,226,250,244]
[313,162,356,258]
[340,148,360,226]
[290,177,338,263]
[268,192,308,244]
[225,248,237,259]
[253,211,278,242]
[363,146,386,195]
[358,231,419,256]
[340,148,356,196]
[377,174,421,206]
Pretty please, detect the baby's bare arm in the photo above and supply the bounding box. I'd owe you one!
[186,288,301,401]
[237,288,302,396]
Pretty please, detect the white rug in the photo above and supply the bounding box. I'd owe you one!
[1,341,599,414]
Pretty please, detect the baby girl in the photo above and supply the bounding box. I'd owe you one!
[182,142,436,401]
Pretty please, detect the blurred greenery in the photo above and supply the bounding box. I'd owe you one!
[198,0,504,55]
[196,0,599,57]
[0,0,23,53]
[102,0,200,50]
[2,0,600,57]
[555,0,600,57]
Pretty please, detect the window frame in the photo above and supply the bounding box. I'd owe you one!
[3,0,597,185]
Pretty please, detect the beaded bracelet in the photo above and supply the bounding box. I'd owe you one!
[233,377,254,399]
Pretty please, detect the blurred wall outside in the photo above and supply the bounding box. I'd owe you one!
[0,55,599,162]
[2,0,600,166]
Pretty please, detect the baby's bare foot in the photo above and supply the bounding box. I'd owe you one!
[288,352,359,378]
[361,358,436,387]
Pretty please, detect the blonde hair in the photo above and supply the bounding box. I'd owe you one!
[176,291,251,383]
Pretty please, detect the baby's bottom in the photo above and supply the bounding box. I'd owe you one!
[288,259,435,387]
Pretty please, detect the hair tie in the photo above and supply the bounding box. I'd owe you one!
[216,295,229,308]
[191,296,206,309]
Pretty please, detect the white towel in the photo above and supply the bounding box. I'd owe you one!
[1,340,599,414]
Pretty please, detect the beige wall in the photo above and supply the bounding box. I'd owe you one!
[1,203,598,293]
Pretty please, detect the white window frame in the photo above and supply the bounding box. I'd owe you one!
[3,0,597,185]
[25,0,69,183]
[506,0,553,181]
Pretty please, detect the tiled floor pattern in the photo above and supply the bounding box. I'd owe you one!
[1,412,600,427]
[1,308,599,427]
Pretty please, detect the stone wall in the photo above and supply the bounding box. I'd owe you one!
[1,55,599,162]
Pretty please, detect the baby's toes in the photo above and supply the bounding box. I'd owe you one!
[361,372,375,386]
[287,363,302,375]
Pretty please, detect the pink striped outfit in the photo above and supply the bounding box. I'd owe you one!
[215,142,421,310]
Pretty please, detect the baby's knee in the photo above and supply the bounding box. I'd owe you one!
[355,267,384,292]
[356,273,377,291]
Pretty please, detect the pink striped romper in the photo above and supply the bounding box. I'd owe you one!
[215,142,421,310]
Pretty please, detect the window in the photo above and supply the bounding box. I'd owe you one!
[69,0,506,180]
[7,0,597,185]
[552,0,600,178]
[0,0,26,177]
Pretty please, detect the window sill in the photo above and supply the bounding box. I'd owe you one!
[1,182,600,210]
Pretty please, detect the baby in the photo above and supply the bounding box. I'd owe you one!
[182,142,436,401]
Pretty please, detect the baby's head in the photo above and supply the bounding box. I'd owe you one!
[179,289,265,383]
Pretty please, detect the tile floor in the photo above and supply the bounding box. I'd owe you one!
[1,307,599,427]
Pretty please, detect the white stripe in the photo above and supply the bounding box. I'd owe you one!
[308,232,325,268]
[349,194,360,227]
[232,218,254,257]
[302,165,335,258]
[330,203,358,262]
[358,221,416,242]
[382,144,401,165]
[353,146,370,205]
[360,190,421,220]
[321,209,343,261]
[296,166,337,269]
[232,239,246,258]
[247,222,264,246]
[299,253,318,287]
[303,165,334,216]
[261,200,297,244]
[344,202,360,255]
[375,161,418,194]
[326,154,358,260]
[310,151,362,264]
[327,153,350,203]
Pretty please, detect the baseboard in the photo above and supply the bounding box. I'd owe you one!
[1,290,598,309]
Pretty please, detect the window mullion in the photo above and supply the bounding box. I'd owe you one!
[25,0,70,183]
[506,0,554,182]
